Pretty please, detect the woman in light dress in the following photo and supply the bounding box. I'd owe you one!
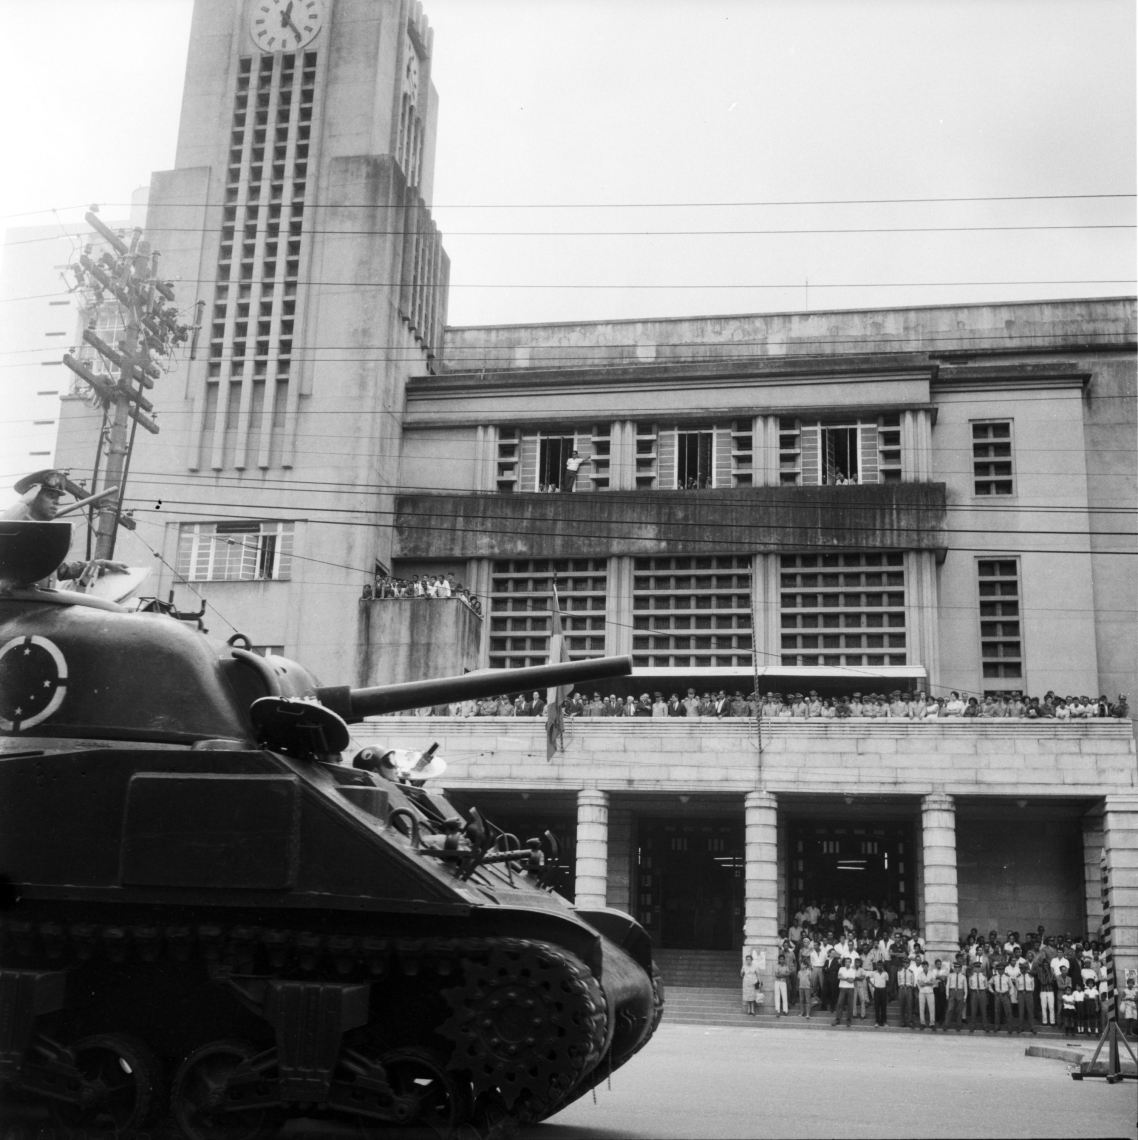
[741,954,762,1016]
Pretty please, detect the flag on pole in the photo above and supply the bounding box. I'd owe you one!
[546,583,570,760]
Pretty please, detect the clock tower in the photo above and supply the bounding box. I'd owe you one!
[55,0,449,682]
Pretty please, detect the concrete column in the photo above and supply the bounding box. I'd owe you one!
[776,813,788,930]
[609,420,635,491]
[921,794,960,957]
[914,409,933,481]
[605,555,633,657]
[901,410,917,482]
[1102,794,1138,996]
[905,550,941,696]
[473,425,496,491]
[753,414,779,487]
[752,553,781,670]
[466,557,492,668]
[744,791,779,975]
[574,790,609,909]
[1082,810,1105,939]
[606,808,632,914]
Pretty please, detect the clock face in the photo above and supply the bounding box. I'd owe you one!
[250,0,326,53]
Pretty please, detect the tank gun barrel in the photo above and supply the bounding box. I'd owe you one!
[317,654,633,721]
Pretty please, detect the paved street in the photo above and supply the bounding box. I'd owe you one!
[527,1023,1137,1139]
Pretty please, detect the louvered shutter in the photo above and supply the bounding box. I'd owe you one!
[800,423,821,485]
[824,430,837,485]
[858,421,879,484]
[519,431,539,491]
[658,427,676,489]
[714,425,733,487]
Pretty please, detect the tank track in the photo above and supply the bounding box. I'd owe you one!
[0,913,611,1131]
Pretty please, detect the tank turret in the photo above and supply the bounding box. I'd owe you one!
[0,522,662,1137]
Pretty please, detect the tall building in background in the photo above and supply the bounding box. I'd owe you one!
[51,0,1137,1004]
[55,0,449,669]
[0,189,148,508]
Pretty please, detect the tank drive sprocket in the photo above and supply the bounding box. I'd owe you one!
[439,938,607,1121]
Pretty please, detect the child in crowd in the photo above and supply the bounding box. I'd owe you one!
[1058,966,1075,1033]
[1120,970,1138,1037]
[741,954,761,1016]
[853,957,870,1020]
[1072,977,1087,1034]
[797,959,813,1018]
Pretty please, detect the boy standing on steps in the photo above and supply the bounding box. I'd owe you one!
[797,958,814,1017]
[774,954,792,1018]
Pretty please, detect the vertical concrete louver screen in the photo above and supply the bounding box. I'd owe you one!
[197,51,317,471]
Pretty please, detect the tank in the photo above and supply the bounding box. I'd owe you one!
[0,521,662,1137]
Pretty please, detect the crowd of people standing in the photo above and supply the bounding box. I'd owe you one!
[411,687,1129,720]
[745,898,1137,1037]
[368,572,483,615]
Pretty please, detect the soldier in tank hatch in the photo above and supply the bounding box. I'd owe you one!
[3,469,127,582]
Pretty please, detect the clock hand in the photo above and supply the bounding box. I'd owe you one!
[279,0,293,28]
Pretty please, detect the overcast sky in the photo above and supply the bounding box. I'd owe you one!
[1,0,1134,329]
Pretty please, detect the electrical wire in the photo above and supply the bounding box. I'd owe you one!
[6,223,1136,247]
[8,192,1134,218]
[117,500,1138,557]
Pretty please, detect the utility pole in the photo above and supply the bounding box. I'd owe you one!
[63,208,190,560]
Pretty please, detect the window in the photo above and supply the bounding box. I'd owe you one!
[175,521,294,582]
[821,425,859,484]
[779,552,907,666]
[779,417,802,486]
[507,426,609,492]
[978,559,1022,680]
[972,421,1013,495]
[252,645,285,657]
[537,433,575,491]
[878,413,902,482]
[631,555,752,668]
[496,428,519,492]
[488,559,608,668]
[676,429,714,489]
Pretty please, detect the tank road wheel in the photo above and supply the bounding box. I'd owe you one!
[439,940,607,1123]
[48,1032,162,1136]
[378,1048,469,1136]
[170,1040,267,1140]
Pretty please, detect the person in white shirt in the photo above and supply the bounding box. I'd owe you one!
[832,958,857,1027]
[870,962,890,1027]
[897,959,919,1029]
[1004,960,1023,1033]
[561,450,591,493]
[1016,957,1038,1035]
[915,959,938,1029]
[944,692,966,716]
[990,959,1016,1033]
[808,941,827,1006]
[944,961,969,1032]
[968,962,989,1033]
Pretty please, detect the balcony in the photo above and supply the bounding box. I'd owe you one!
[394,482,947,560]
[350,716,1135,799]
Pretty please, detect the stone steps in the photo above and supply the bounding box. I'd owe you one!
[653,949,740,988]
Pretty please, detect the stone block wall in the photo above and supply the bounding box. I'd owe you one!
[353,719,1136,799]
